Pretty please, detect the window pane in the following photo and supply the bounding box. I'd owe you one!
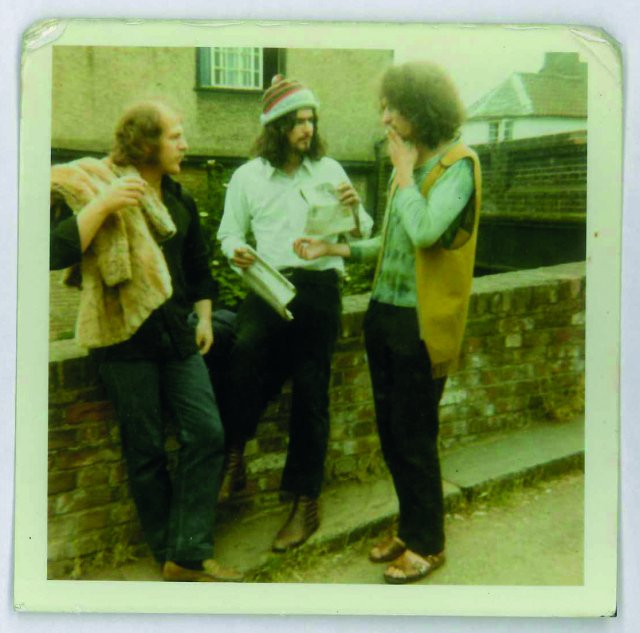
[504,120,514,141]
[489,121,499,143]
[203,47,265,89]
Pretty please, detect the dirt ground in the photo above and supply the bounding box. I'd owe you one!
[257,470,584,586]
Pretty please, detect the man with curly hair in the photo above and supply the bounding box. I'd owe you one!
[294,62,482,583]
[50,101,243,582]
[217,76,373,552]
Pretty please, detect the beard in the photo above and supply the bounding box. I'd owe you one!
[290,138,312,157]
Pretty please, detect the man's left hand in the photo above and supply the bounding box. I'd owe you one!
[337,182,360,209]
[195,318,214,355]
[337,182,363,237]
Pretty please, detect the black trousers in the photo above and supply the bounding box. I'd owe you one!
[363,300,447,557]
[222,269,342,498]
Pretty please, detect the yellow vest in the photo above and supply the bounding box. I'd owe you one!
[374,141,482,377]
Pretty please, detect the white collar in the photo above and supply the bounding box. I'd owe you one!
[264,156,314,179]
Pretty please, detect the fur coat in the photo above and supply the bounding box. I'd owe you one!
[51,156,175,348]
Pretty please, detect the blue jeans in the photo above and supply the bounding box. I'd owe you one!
[100,352,225,563]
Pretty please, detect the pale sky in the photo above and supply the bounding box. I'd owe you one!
[393,26,590,107]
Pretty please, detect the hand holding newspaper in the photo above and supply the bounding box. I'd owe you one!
[300,182,358,236]
[240,246,297,321]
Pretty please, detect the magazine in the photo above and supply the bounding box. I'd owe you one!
[241,246,296,320]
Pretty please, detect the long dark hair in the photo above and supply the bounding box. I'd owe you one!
[251,110,327,169]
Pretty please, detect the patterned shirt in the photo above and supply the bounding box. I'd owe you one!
[350,153,475,307]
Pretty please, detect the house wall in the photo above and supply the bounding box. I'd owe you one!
[47,262,585,579]
[52,46,391,162]
[462,117,587,145]
[285,48,389,161]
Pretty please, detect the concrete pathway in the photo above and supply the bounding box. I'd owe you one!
[81,416,584,581]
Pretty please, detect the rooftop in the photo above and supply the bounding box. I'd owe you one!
[468,52,587,121]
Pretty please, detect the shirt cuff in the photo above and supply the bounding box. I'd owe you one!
[219,237,248,262]
[349,237,381,264]
[349,243,364,263]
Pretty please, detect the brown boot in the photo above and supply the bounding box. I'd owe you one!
[272,496,320,552]
[163,559,244,583]
[217,445,247,504]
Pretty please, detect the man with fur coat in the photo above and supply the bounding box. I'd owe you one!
[50,101,242,582]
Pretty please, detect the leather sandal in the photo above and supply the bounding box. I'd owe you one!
[272,496,320,552]
[163,559,244,583]
[218,444,247,503]
[383,550,446,585]
[369,535,406,563]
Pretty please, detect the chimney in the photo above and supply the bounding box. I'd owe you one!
[540,52,585,78]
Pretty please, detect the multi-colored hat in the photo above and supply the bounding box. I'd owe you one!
[260,75,320,126]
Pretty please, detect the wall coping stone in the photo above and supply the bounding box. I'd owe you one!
[49,262,587,365]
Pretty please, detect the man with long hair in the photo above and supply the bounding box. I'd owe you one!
[217,76,373,551]
[50,101,243,582]
[294,62,482,583]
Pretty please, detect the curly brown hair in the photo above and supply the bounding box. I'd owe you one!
[380,62,465,150]
[110,102,171,167]
[251,109,327,169]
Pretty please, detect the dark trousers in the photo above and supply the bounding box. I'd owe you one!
[202,309,238,400]
[222,269,342,498]
[363,300,447,557]
[100,350,225,564]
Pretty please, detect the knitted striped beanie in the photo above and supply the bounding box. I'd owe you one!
[260,75,319,126]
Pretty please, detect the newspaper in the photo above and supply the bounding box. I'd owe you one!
[300,182,358,236]
[241,246,297,320]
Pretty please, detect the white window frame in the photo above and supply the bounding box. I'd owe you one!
[489,121,500,144]
[503,119,514,142]
[200,47,264,91]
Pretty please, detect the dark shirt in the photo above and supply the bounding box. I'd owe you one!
[50,175,216,361]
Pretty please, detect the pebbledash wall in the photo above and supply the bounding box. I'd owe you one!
[47,261,586,579]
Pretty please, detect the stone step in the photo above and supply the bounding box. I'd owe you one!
[211,415,585,576]
[81,415,584,581]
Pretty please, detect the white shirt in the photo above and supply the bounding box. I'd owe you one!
[218,156,374,274]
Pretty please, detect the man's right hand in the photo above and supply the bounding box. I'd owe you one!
[97,176,147,216]
[77,176,147,252]
[232,247,256,269]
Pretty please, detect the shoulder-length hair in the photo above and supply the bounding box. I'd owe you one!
[251,110,327,169]
[110,102,166,167]
[380,62,465,150]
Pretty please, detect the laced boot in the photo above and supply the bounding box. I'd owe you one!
[272,495,320,552]
[217,444,247,504]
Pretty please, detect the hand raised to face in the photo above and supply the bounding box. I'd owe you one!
[386,126,419,183]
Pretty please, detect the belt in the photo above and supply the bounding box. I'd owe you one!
[278,267,340,283]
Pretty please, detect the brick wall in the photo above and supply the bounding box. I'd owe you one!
[472,130,587,217]
[374,130,588,223]
[47,262,585,578]
[372,132,588,274]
